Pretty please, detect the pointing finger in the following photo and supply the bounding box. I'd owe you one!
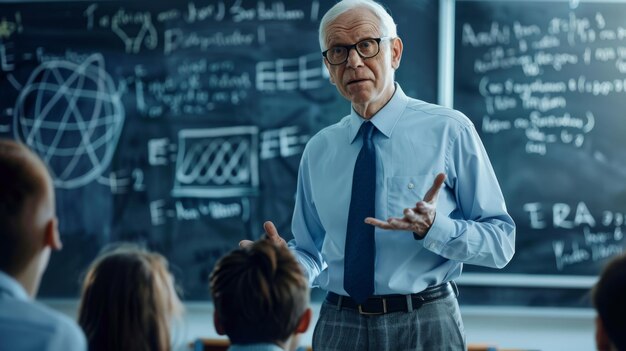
[263,221,279,238]
[365,217,393,230]
[423,173,446,203]
[263,221,286,247]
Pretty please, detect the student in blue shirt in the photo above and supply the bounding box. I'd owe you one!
[0,139,86,351]
[242,0,515,349]
[210,240,312,351]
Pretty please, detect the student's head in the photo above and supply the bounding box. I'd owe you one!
[593,253,626,351]
[0,139,60,296]
[210,240,311,350]
[78,244,183,351]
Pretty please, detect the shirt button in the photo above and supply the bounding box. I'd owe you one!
[408,183,415,189]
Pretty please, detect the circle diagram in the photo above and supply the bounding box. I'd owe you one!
[13,54,125,189]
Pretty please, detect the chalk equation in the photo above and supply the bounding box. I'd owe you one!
[96,168,146,194]
[148,125,308,165]
[134,59,251,117]
[133,53,328,118]
[83,1,322,55]
[523,201,625,271]
[149,198,250,226]
[458,9,626,156]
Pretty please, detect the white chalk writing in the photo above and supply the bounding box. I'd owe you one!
[460,10,626,156]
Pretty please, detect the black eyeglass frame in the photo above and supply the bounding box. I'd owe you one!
[322,37,392,65]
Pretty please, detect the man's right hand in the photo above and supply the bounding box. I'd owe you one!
[239,221,287,248]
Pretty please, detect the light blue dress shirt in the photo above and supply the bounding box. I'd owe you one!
[289,84,516,296]
[0,270,87,351]
[228,343,285,351]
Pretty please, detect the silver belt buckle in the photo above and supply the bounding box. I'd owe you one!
[357,298,387,315]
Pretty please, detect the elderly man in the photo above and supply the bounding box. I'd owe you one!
[242,0,515,349]
[0,139,87,350]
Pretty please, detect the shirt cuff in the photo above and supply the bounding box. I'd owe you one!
[422,212,456,254]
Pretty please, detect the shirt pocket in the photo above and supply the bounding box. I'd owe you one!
[387,174,435,218]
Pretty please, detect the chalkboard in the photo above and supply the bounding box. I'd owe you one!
[454,0,626,307]
[0,0,439,299]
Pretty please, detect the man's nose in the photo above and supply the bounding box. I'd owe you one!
[346,47,364,68]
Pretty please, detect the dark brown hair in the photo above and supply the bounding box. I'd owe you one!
[593,253,626,351]
[78,245,183,351]
[210,240,309,344]
[0,139,50,274]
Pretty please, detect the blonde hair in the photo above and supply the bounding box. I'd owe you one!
[78,244,183,351]
[210,240,309,344]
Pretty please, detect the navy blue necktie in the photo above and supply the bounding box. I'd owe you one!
[344,122,376,304]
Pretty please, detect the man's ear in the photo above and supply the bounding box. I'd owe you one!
[596,316,612,351]
[213,311,226,335]
[391,37,403,70]
[295,308,312,334]
[323,59,336,85]
[44,217,62,251]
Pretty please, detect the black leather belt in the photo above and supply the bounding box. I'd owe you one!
[325,282,457,315]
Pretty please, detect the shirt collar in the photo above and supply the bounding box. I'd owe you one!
[348,83,409,144]
[228,343,284,351]
[0,270,30,301]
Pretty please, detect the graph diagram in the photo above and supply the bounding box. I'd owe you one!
[13,53,125,189]
[173,127,259,198]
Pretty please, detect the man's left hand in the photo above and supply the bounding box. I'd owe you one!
[365,173,446,238]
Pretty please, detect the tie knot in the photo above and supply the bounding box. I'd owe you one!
[361,122,375,141]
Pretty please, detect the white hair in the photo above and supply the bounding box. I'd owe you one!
[318,0,398,51]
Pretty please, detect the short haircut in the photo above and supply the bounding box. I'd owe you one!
[318,0,398,51]
[593,253,626,351]
[210,240,309,344]
[0,139,50,274]
[78,244,183,351]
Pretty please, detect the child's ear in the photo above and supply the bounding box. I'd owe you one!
[295,308,312,333]
[44,217,62,251]
[595,316,612,351]
[213,312,225,335]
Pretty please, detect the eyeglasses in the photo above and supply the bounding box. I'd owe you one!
[322,37,391,65]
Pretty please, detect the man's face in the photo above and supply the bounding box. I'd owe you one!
[323,7,402,118]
